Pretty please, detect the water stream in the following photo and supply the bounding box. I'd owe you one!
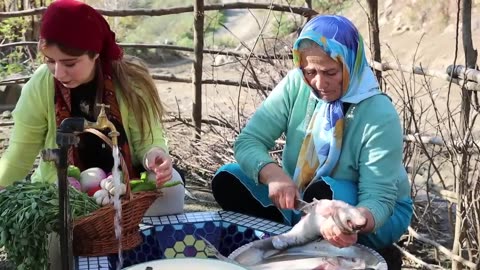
[112,146,123,269]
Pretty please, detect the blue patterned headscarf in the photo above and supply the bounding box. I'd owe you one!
[292,15,380,191]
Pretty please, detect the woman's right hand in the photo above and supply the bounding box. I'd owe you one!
[259,163,300,210]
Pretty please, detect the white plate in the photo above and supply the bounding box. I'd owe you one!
[123,258,248,270]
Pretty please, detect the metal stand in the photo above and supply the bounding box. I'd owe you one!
[40,107,119,270]
[41,118,85,270]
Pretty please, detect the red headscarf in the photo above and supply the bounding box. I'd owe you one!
[40,0,138,179]
[40,0,123,75]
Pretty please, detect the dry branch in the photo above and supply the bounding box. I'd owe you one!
[408,227,477,268]
[0,76,29,85]
[0,74,272,90]
[151,74,271,90]
[447,65,480,83]
[0,121,13,127]
[120,43,291,60]
[0,41,292,61]
[371,61,480,91]
[0,41,38,49]
[371,61,453,80]
[394,244,445,270]
[164,115,229,128]
[403,134,445,146]
[0,3,318,18]
[429,186,458,204]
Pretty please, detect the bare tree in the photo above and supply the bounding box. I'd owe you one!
[366,0,382,85]
[192,0,205,139]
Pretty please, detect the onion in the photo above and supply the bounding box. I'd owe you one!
[79,167,106,192]
[67,177,81,191]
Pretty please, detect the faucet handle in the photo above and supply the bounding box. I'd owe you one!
[96,103,110,115]
[96,103,110,109]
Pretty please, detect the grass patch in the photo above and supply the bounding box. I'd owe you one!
[111,0,228,47]
[268,0,351,37]
[113,0,351,46]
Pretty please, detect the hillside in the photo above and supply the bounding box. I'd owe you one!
[344,0,480,68]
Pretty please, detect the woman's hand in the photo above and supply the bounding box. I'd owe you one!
[320,216,358,248]
[319,205,373,248]
[144,147,173,187]
[259,163,300,210]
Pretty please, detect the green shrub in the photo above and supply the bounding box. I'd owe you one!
[0,17,41,78]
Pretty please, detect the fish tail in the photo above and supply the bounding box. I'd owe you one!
[197,235,239,264]
[197,235,228,260]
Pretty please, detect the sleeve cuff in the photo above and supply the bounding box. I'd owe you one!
[356,199,390,231]
[252,160,276,184]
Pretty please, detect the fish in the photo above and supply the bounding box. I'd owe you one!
[239,240,382,270]
[201,236,376,270]
[271,199,367,250]
[246,256,366,270]
[200,199,380,270]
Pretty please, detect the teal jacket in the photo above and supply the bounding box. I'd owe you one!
[234,69,411,230]
[0,64,168,186]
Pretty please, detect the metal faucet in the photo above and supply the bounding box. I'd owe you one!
[41,103,120,270]
[85,104,120,146]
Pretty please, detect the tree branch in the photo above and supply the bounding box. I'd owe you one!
[0,3,318,18]
[0,73,273,90]
[394,244,445,270]
[408,227,476,268]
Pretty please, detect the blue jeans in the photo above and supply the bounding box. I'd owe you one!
[213,163,413,250]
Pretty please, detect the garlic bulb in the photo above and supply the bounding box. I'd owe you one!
[93,189,111,206]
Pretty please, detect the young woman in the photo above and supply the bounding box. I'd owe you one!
[0,0,184,216]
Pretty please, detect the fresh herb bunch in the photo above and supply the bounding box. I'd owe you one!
[0,181,100,270]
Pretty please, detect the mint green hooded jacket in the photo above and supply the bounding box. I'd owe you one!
[234,69,411,231]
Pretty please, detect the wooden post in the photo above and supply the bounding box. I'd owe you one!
[192,0,204,140]
[452,0,476,269]
[305,0,312,9]
[304,0,313,23]
[366,0,382,86]
[460,0,476,135]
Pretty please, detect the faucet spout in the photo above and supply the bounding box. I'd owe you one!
[85,103,120,146]
[58,117,88,133]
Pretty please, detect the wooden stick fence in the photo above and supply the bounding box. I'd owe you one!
[3,42,480,90]
[0,42,290,59]
[0,3,317,18]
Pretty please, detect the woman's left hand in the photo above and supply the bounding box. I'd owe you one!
[318,202,369,248]
[144,147,173,187]
[320,216,358,248]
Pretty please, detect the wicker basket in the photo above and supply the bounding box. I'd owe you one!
[72,128,160,256]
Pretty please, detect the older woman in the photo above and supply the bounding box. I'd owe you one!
[211,15,412,269]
